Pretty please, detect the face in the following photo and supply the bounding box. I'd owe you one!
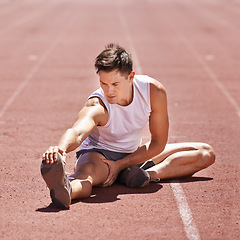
[99,70,135,106]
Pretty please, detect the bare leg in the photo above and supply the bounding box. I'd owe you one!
[69,152,109,200]
[146,142,215,180]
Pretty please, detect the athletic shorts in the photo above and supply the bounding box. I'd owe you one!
[76,148,155,169]
[76,148,131,161]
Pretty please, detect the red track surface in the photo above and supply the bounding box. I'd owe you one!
[0,0,239,239]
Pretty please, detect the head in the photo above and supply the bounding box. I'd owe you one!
[95,44,135,105]
[95,43,133,77]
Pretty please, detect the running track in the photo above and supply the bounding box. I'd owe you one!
[0,0,239,239]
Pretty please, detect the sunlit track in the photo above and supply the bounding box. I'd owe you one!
[147,1,240,119]
[0,1,239,239]
[0,32,65,120]
[0,6,78,119]
[173,26,240,118]
[195,0,240,18]
[184,1,240,34]
[0,1,61,36]
[116,2,142,74]
[171,181,200,240]
[117,4,201,240]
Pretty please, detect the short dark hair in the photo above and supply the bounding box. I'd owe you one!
[94,43,133,76]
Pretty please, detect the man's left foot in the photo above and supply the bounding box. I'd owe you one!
[41,153,72,209]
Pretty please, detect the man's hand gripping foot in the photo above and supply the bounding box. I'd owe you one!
[41,153,72,210]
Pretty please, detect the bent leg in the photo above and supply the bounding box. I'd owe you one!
[69,152,109,200]
[147,142,215,180]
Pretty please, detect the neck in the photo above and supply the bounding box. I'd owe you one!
[118,83,134,106]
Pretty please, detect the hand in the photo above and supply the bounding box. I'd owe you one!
[42,146,67,164]
[101,159,121,187]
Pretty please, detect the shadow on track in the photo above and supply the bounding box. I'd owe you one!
[160,176,213,184]
[36,182,162,212]
[36,202,69,213]
[78,182,163,204]
[36,176,212,212]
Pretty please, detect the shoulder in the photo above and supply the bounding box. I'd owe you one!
[79,97,109,126]
[148,78,167,111]
[135,75,166,96]
[86,96,107,109]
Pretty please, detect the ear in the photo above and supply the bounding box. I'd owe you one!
[128,71,135,82]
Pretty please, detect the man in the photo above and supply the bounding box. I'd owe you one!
[41,43,215,209]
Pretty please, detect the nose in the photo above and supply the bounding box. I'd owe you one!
[107,85,114,95]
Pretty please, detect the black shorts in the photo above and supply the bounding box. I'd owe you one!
[76,148,155,170]
[76,148,131,161]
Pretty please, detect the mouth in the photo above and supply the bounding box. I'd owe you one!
[107,95,116,99]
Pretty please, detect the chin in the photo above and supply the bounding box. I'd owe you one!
[107,97,117,104]
[107,99,116,104]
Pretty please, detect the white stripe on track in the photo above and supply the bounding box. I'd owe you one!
[176,28,240,119]
[165,2,240,119]
[0,13,76,120]
[116,3,142,75]
[170,181,201,240]
[0,4,54,36]
[117,3,201,240]
[0,35,60,120]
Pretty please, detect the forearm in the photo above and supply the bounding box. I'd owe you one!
[117,140,166,171]
[58,128,82,153]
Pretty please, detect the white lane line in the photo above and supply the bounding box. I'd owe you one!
[193,1,240,34]
[0,13,76,120]
[0,3,53,36]
[116,2,142,74]
[166,2,240,119]
[0,36,60,120]
[170,181,201,240]
[117,3,201,240]
[175,22,240,119]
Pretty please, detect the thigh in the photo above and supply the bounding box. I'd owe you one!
[151,142,208,164]
[72,152,109,186]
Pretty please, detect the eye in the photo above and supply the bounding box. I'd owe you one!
[100,81,107,86]
[113,82,119,86]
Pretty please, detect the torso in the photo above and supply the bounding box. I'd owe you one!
[80,75,154,153]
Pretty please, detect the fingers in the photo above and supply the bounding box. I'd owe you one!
[101,160,117,187]
[42,146,66,164]
[102,175,111,187]
[103,177,114,187]
[53,146,59,161]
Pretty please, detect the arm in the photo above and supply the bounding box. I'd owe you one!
[42,97,108,164]
[102,79,169,186]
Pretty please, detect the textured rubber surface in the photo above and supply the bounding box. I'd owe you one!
[0,1,239,239]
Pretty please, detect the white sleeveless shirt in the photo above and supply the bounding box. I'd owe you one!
[80,75,152,153]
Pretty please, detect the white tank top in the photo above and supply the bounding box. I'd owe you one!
[80,75,152,153]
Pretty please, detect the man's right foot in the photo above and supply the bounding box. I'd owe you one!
[117,161,160,188]
[41,153,72,210]
[117,166,151,188]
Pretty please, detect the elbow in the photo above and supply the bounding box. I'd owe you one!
[150,139,167,156]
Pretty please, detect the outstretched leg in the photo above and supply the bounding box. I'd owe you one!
[69,152,109,200]
[146,142,215,180]
[41,152,109,208]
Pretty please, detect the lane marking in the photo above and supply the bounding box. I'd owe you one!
[0,3,54,36]
[116,3,142,74]
[169,4,240,119]
[0,8,77,120]
[192,1,240,34]
[117,3,201,239]
[180,30,240,119]
[0,34,61,120]
[170,181,201,240]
